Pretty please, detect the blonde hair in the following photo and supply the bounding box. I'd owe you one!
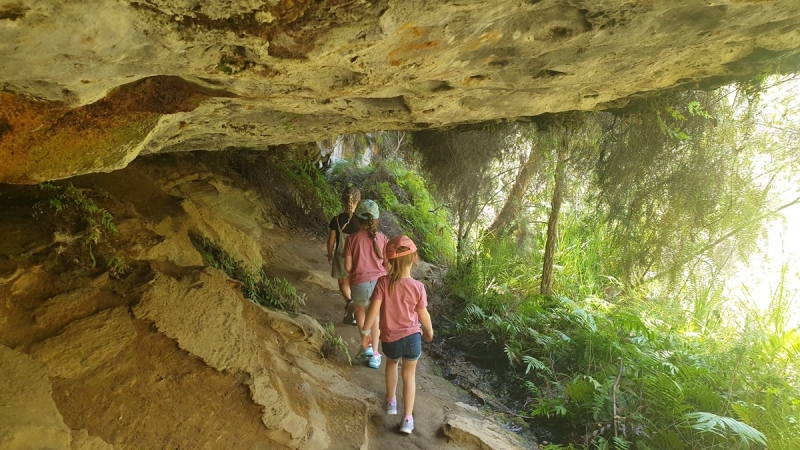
[388,248,416,294]
[356,214,382,259]
[341,186,361,214]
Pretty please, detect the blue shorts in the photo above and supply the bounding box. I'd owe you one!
[382,332,422,361]
[351,280,377,308]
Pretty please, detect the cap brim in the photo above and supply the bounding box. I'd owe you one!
[389,248,416,259]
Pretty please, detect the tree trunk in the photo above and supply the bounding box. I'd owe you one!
[488,140,541,236]
[540,142,567,295]
[456,166,488,266]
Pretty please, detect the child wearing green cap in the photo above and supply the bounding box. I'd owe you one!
[344,199,389,369]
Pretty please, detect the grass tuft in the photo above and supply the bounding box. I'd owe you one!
[190,232,305,312]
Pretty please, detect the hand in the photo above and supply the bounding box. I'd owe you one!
[327,254,333,264]
[361,334,371,348]
[423,329,433,343]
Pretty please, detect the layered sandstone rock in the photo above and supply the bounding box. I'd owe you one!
[2,0,800,183]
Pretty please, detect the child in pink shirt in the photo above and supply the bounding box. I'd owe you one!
[360,235,434,435]
[344,199,389,369]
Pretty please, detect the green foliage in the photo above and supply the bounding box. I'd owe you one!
[684,412,766,447]
[320,322,352,365]
[328,157,456,263]
[445,230,799,449]
[279,160,341,220]
[34,182,127,276]
[596,90,770,287]
[412,123,526,260]
[229,151,339,231]
[191,233,305,312]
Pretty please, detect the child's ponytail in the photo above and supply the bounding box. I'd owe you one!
[354,199,382,259]
[368,218,383,259]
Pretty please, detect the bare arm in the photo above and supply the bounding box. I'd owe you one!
[361,298,383,347]
[345,255,353,274]
[326,230,336,263]
[418,307,433,342]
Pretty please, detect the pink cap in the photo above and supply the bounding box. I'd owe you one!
[386,235,417,259]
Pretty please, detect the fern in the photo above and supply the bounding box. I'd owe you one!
[565,376,598,402]
[612,436,632,450]
[504,343,519,365]
[523,355,550,375]
[684,412,767,446]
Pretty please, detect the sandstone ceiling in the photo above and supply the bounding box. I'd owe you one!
[1,0,800,184]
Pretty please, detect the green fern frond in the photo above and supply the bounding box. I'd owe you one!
[565,376,597,402]
[684,411,767,446]
[612,436,632,450]
[465,304,486,322]
[522,355,550,375]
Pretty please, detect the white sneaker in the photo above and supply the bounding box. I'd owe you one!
[385,399,397,415]
[400,416,414,434]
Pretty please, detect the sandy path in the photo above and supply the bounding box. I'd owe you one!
[262,228,477,449]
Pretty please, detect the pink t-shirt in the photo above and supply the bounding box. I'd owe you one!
[370,276,428,343]
[343,229,388,285]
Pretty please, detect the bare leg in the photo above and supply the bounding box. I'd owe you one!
[337,277,351,303]
[354,304,366,331]
[401,359,418,417]
[385,358,399,401]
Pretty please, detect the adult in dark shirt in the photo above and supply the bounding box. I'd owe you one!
[327,186,361,324]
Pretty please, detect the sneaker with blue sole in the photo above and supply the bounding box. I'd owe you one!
[356,345,374,360]
[368,354,381,369]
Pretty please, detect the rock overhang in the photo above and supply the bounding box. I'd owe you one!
[2,0,800,183]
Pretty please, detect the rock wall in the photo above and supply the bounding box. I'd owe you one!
[2,0,800,183]
[0,155,374,449]
[0,345,114,450]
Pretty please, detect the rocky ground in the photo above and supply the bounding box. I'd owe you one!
[0,153,534,449]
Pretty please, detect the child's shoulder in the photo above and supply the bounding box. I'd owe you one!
[397,277,424,289]
[407,277,425,289]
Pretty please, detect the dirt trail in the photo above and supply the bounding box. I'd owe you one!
[262,228,481,449]
[0,159,533,450]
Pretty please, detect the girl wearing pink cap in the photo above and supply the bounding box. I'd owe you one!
[360,235,434,435]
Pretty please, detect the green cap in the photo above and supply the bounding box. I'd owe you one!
[355,199,380,219]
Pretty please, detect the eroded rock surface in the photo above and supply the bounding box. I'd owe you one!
[2,0,800,182]
[0,155,380,449]
[133,267,369,449]
[0,345,113,450]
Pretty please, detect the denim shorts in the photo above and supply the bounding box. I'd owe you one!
[351,280,377,307]
[382,332,422,361]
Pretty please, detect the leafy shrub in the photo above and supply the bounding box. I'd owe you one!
[446,232,799,449]
[229,151,340,232]
[321,322,352,365]
[191,233,305,312]
[278,160,341,220]
[34,182,127,276]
